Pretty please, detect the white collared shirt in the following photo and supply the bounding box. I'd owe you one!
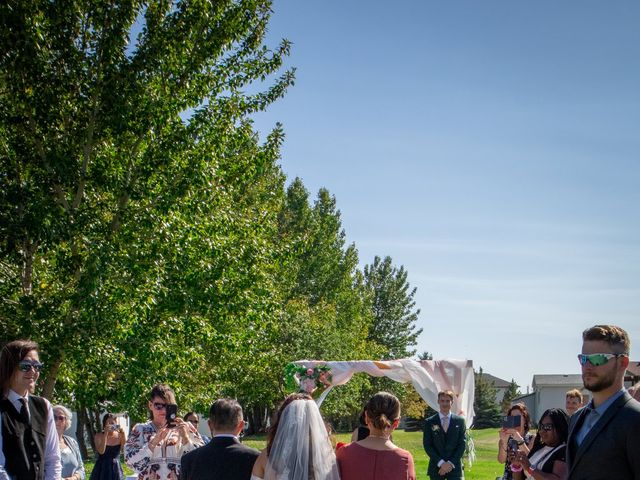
[0,390,61,480]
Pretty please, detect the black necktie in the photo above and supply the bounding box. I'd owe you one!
[19,397,29,423]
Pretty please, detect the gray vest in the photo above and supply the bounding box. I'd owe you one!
[0,395,48,480]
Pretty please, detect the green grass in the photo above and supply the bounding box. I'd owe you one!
[89,428,503,480]
[245,428,504,480]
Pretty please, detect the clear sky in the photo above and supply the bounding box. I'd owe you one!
[251,1,640,392]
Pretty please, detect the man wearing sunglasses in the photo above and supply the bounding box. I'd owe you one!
[0,339,61,480]
[566,325,640,480]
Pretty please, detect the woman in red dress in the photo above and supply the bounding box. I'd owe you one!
[337,392,416,480]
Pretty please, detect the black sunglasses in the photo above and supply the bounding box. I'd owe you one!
[538,423,554,431]
[152,402,167,410]
[18,361,44,372]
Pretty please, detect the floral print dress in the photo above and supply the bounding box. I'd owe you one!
[124,421,203,480]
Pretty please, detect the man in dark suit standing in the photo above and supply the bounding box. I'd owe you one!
[181,398,259,480]
[566,324,640,480]
[423,390,466,479]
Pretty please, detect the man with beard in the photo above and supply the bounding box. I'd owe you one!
[566,325,640,480]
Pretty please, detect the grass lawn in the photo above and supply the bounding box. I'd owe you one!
[90,428,503,479]
[245,428,504,480]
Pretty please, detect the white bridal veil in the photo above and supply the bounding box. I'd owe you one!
[264,399,340,480]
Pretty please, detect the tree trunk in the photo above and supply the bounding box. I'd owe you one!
[41,356,63,399]
[76,406,89,460]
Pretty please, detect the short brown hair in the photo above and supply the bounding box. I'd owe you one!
[209,398,243,431]
[566,389,583,402]
[0,340,39,394]
[582,325,630,354]
[438,390,455,401]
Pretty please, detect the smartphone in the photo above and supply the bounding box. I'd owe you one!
[502,415,521,429]
[166,404,178,428]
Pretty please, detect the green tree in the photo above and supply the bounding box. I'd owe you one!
[0,0,293,413]
[472,368,502,429]
[501,379,521,413]
[363,256,422,359]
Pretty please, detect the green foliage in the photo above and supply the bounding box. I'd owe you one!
[0,0,426,433]
[0,0,293,413]
[472,368,502,429]
[501,379,521,414]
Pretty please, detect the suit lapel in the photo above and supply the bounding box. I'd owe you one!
[569,394,629,476]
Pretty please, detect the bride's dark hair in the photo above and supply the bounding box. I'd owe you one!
[267,392,312,455]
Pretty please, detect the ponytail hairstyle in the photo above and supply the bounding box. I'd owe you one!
[364,391,401,433]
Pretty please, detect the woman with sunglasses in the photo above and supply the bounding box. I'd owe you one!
[90,413,125,480]
[183,412,210,445]
[510,408,569,480]
[0,339,61,479]
[53,404,85,480]
[125,384,203,479]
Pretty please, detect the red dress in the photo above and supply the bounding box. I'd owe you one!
[336,442,416,480]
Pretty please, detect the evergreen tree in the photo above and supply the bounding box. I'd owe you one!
[473,368,502,428]
[501,379,521,413]
[364,256,422,359]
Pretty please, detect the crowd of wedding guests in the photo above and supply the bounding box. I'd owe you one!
[2,324,640,480]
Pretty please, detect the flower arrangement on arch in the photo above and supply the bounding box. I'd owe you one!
[284,363,333,394]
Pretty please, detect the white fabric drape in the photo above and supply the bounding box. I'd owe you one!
[291,358,475,426]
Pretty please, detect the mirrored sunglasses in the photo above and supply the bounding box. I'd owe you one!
[18,361,44,372]
[538,423,554,431]
[152,402,167,410]
[577,353,625,367]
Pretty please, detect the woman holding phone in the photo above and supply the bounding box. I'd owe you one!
[90,413,125,480]
[125,384,203,480]
[497,403,535,480]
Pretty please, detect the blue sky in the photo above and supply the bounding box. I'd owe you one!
[251,1,640,391]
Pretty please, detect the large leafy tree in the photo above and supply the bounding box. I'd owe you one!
[0,0,293,414]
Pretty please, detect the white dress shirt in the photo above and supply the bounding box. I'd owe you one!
[0,390,61,480]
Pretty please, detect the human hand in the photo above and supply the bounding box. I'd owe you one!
[174,419,192,443]
[149,428,171,449]
[515,451,530,469]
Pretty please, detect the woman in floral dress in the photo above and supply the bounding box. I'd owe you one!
[125,384,203,480]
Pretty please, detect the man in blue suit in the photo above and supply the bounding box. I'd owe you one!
[566,325,640,480]
[423,390,466,479]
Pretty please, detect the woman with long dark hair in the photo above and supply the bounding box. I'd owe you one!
[90,413,125,480]
[510,408,569,480]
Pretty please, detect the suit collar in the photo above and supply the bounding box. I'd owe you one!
[211,436,240,445]
[568,391,632,476]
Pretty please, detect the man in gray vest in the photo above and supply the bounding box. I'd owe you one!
[0,339,61,480]
[566,325,640,480]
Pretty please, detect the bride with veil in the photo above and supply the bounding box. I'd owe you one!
[251,393,341,480]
